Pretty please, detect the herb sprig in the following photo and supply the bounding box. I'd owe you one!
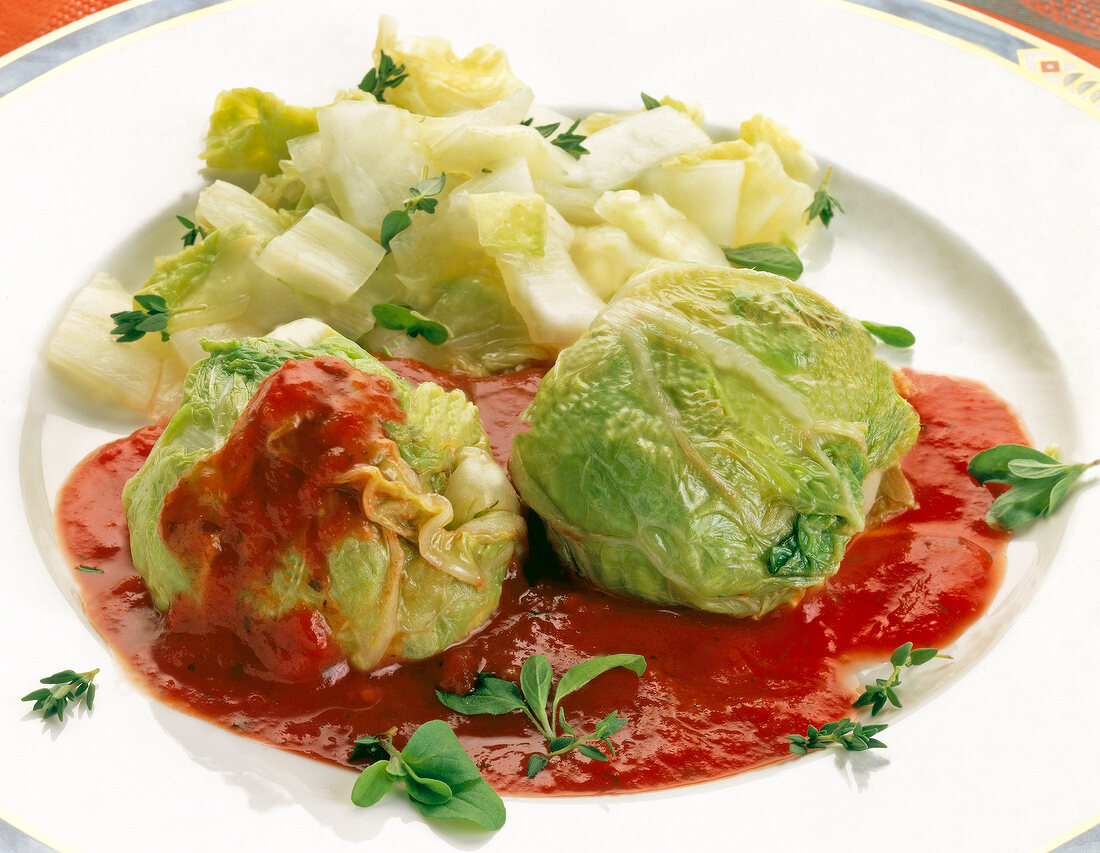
[860,320,916,348]
[787,642,943,753]
[853,642,943,715]
[723,243,803,280]
[805,166,843,227]
[176,215,206,247]
[379,174,446,253]
[520,117,561,138]
[371,303,449,345]
[349,720,505,831]
[550,119,589,159]
[640,92,661,110]
[519,117,589,158]
[110,294,173,343]
[968,444,1098,529]
[358,50,408,102]
[787,718,888,755]
[436,653,646,778]
[21,668,99,722]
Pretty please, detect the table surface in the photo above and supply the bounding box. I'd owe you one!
[2,1,1098,851]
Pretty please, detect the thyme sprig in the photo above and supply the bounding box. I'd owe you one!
[21,668,99,722]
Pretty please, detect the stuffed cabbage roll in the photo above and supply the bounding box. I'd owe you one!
[124,334,523,677]
[510,263,919,617]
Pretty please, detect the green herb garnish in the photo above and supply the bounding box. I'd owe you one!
[176,215,206,248]
[723,242,803,280]
[379,173,446,253]
[358,50,408,102]
[21,668,99,722]
[968,444,1098,530]
[805,166,843,227]
[371,303,449,345]
[640,92,661,110]
[75,565,103,574]
[110,293,173,343]
[520,117,561,138]
[787,717,888,755]
[550,119,589,159]
[853,642,943,715]
[349,720,505,831]
[436,653,645,778]
[860,320,916,348]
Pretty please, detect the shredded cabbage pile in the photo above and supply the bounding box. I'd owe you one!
[47,16,824,418]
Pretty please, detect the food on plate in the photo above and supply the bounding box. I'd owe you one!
[510,263,920,616]
[41,15,1059,818]
[123,329,523,674]
[46,16,826,416]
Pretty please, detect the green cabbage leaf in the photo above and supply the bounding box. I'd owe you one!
[509,264,919,617]
[123,334,523,672]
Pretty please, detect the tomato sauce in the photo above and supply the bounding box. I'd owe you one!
[55,366,1026,795]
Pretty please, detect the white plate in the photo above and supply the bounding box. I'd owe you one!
[3,1,1098,851]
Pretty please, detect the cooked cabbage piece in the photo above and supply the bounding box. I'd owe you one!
[123,334,523,675]
[509,264,919,617]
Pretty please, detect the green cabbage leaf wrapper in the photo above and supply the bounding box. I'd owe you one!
[123,334,524,671]
[510,264,919,617]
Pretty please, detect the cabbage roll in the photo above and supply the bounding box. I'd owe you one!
[510,263,919,617]
[124,334,523,676]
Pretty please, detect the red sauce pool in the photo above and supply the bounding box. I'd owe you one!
[55,367,1025,795]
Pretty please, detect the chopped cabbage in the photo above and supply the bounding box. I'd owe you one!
[201,88,318,175]
[374,16,524,116]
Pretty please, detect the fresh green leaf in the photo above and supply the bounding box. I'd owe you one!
[358,50,408,102]
[378,174,447,252]
[967,444,1054,484]
[577,744,609,761]
[1005,459,1073,480]
[968,445,1097,529]
[379,209,413,253]
[75,565,103,574]
[786,717,889,753]
[520,118,560,138]
[852,642,943,717]
[805,166,843,227]
[436,673,529,717]
[111,292,174,343]
[525,754,548,778]
[641,92,661,110]
[722,243,803,280]
[861,320,916,348]
[350,761,396,807]
[400,719,485,788]
[519,654,555,736]
[349,732,393,764]
[411,778,506,831]
[551,654,647,723]
[349,721,504,831]
[438,653,645,778]
[889,643,913,668]
[21,668,99,722]
[371,303,450,346]
[403,769,453,806]
[176,215,206,248]
[550,119,589,159]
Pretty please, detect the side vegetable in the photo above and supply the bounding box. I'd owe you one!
[436,653,646,778]
[350,720,505,831]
